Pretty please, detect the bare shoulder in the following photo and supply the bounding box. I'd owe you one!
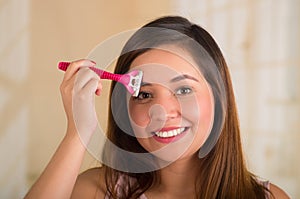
[71,167,106,199]
[269,183,290,199]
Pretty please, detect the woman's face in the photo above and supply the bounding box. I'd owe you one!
[127,46,214,162]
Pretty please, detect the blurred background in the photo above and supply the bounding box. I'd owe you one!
[0,0,299,198]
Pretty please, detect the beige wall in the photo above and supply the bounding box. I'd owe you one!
[0,0,30,197]
[0,0,299,198]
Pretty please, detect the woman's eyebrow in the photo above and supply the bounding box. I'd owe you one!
[170,74,199,83]
[141,82,152,86]
[140,74,199,86]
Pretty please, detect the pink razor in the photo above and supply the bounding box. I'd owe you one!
[58,61,143,97]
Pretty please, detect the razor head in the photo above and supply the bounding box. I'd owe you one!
[131,70,143,97]
[122,70,143,97]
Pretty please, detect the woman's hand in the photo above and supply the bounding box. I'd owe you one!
[60,59,102,142]
[24,59,102,199]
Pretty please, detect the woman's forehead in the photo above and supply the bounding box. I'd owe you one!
[129,47,205,85]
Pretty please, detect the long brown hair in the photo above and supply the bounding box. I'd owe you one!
[102,16,271,199]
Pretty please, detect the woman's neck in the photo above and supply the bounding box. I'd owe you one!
[149,154,200,198]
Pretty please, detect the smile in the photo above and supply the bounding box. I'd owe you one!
[152,127,189,144]
[154,127,186,138]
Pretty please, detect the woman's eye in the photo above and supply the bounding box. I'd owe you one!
[134,91,153,101]
[175,87,192,95]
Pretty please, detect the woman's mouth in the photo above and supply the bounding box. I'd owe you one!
[152,127,189,143]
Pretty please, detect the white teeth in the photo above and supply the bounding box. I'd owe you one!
[154,127,186,138]
[163,132,167,137]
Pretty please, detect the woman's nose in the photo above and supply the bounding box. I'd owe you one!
[149,91,181,121]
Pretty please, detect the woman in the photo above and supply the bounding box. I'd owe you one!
[25,16,290,199]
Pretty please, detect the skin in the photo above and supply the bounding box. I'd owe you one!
[126,47,214,198]
[24,59,104,199]
[24,56,291,199]
[128,47,214,164]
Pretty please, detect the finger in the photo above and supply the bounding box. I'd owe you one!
[60,70,77,94]
[63,59,96,82]
[81,78,101,96]
[74,67,100,91]
[95,81,103,96]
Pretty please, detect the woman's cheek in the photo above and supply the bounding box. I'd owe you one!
[129,106,146,125]
[128,104,150,138]
[180,97,200,127]
[199,92,214,141]
[181,92,214,139]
